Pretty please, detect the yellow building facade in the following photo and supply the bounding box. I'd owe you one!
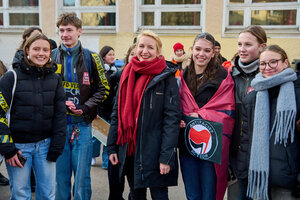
[0,0,300,66]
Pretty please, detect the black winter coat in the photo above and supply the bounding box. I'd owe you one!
[107,62,181,189]
[230,57,259,160]
[237,80,300,188]
[0,56,66,161]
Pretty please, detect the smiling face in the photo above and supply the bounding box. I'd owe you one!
[259,50,288,78]
[136,36,159,62]
[103,49,115,65]
[175,49,184,57]
[191,38,215,73]
[26,39,51,67]
[238,32,265,63]
[58,24,82,48]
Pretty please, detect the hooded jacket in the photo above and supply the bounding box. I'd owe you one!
[0,54,66,162]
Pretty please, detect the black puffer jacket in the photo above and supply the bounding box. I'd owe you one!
[238,81,300,188]
[0,56,66,162]
[107,62,181,189]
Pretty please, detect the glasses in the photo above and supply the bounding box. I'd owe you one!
[259,59,282,70]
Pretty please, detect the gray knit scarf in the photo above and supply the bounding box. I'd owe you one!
[238,58,259,74]
[247,68,297,200]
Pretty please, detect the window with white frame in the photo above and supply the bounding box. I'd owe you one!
[136,0,204,34]
[0,0,39,27]
[224,0,300,36]
[59,0,116,32]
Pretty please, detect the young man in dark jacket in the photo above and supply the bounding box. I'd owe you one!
[53,12,109,200]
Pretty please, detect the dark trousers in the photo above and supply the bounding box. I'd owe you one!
[124,156,169,200]
[108,160,126,200]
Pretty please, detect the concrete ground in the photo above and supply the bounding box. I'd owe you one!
[0,154,187,200]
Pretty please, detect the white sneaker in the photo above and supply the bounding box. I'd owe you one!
[91,158,96,166]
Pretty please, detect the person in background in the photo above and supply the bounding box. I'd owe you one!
[91,46,118,169]
[169,42,189,70]
[0,60,9,186]
[214,41,227,65]
[107,30,180,200]
[53,12,109,200]
[228,25,267,200]
[0,33,66,200]
[178,32,235,200]
[12,26,43,193]
[243,45,300,199]
[107,43,136,200]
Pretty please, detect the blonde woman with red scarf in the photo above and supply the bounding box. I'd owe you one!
[107,30,181,200]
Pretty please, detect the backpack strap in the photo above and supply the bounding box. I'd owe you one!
[6,69,17,127]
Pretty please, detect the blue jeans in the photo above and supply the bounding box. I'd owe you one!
[55,122,92,200]
[179,152,217,200]
[92,137,108,169]
[6,138,55,200]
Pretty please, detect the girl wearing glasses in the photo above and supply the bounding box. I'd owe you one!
[242,45,300,199]
[228,25,267,199]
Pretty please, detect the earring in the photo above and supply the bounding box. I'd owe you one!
[48,57,52,63]
[27,55,30,61]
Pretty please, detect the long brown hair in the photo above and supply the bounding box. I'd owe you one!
[186,32,219,96]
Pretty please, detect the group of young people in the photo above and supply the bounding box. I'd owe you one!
[0,11,299,200]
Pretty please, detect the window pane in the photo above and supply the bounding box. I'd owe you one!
[229,10,244,25]
[63,0,75,6]
[9,13,39,25]
[253,0,296,2]
[9,0,38,6]
[162,0,200,4]
[251,10,296,25]
[0,13,3,25]
[161,12,200,26]
[81,0,116,6]
[142,0,154,5]
[229,0,244,3]
[142,12,154,25]
[82,12,115,26]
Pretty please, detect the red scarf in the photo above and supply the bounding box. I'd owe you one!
[117,56,166,156]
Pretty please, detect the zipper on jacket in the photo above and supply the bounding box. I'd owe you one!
[166,148,176,165]
[139,98,146,181]
[150,91,153,109]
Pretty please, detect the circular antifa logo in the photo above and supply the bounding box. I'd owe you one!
[184,119,218,160]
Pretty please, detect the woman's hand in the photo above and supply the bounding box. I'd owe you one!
[6,150,23,168]
[189,112,199,118]
[160,163,170,175]
[109,153,119,165]
[66,101,83,115]
[180,120,186,128]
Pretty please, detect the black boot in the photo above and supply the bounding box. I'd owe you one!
[0,172,9,186]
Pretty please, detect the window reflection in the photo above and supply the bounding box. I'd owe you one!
[81,12,115,26]
[142,12,154,26]
[161,12,200,26]
[229,0,244,3]
[81,0,115,6]
[63,0,75,6]
[142,0,154,5]
[9,0,38,6]
[9,13,39,25]
[229,10,244,25]
[162,0,200,4]
[0,13,3,25]
[251,10,296,25]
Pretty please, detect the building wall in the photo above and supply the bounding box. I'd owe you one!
[0,0,300,67]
